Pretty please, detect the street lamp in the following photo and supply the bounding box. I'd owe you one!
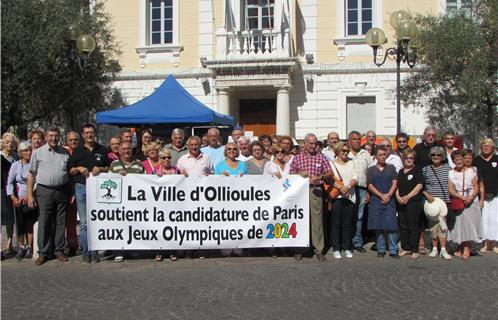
[366,10,418,134]
[68,23,96,71]
[66,24,96,129]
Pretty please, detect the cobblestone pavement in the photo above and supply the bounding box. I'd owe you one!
[2,250,497,320]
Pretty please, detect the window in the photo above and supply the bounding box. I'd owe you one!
[346,0,372,36]
[245,0,275,30]
[150,0,173,45]
[137,0,182,68]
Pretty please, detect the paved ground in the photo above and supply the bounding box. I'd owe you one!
[2,250,497,320]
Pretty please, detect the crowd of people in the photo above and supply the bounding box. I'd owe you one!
[1,124,497,265]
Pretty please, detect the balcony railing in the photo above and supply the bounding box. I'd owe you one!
[216,28,292,60]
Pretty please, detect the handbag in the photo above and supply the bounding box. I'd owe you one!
[449,169,465,213]
[324,161,344,199]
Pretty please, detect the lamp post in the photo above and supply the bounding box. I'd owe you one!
[366,10,419,134]
[66,24,96,129]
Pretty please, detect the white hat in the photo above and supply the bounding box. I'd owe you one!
[424,197,448,220]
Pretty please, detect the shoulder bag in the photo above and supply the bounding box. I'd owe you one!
[449,169,465,213]
[324,161,344,199]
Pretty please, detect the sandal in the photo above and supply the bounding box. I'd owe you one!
[399,250,411,257]
[169,254,178,262]
[155,254,163,261]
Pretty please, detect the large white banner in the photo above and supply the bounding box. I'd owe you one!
[87,174,309,250]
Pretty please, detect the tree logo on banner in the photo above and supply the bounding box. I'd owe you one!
[96,177,122,204]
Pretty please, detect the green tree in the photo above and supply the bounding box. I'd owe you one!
[402,0,497,145]
[1,0,121,136]
[100,179,118,199]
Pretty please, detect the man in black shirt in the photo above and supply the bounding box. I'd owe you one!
[67,124,109,263]
[414,126,439,168]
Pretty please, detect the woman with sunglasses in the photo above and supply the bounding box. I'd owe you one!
[159,149,180,176]
[329,142,357,259]
[263,143,291,178]
[396,148,424,259]
[448,151,480,260]
[142,142,163,175]
[6,142,37,260]
[422,146,452,260]
[214,142,247,176]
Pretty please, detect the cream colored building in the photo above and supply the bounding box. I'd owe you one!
[104,0,456,139]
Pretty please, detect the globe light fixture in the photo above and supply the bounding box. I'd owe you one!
[366,11,418,134]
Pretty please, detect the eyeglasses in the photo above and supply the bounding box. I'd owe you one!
[431,154,442,157]
[69,139,79,142]
[226,148,238,151]
[161,156,172,159]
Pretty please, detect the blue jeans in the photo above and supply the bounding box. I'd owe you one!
[376,230,398,255]
[74,183,88,256]
[352,188,368,247]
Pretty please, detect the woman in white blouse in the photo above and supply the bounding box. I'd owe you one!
[263,143,290,178]
[330,142,357,259]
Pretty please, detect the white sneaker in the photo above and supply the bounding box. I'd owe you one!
[333,251,342,259]
[344,250,353,258]
[429,248,438,258]
[114,255,124,262]
[440,249,452,260]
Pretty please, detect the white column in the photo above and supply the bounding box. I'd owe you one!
[216,88,230,115]
[276,87,290,136]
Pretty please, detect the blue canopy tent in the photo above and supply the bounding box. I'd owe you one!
[96,75,234,127]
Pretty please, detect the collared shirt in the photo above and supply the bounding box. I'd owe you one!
[176,152,210,177]
[349,149,373,188]
[6,161,30,197]
[67,142,109,185]
[29,143,69,187]
[201,145,225,172]
[290,151,331,185]
[162,143,188,167]
[322,147,336,161]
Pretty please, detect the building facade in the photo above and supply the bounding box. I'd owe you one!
[104,0,456,139]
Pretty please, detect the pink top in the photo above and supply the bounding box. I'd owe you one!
[142,159,163,174]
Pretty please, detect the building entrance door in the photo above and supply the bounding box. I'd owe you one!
[239,99,276,137]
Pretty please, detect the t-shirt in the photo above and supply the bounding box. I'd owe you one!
[67,143,109,185]
[201,145,225,172]
[397,166,424,201]
[109,159,145,174]
[214,161,247,176]
[422,163,450,203]
[473,154,498,195]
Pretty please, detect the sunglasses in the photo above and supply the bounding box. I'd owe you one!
[404,156,414,160]
[397,140,407,144]
[69,139,79,142]
[341,149,350,153]
[161,156,172,159]
[431,154,442,157]
[226,148,238,151]
[275,150,284,154]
